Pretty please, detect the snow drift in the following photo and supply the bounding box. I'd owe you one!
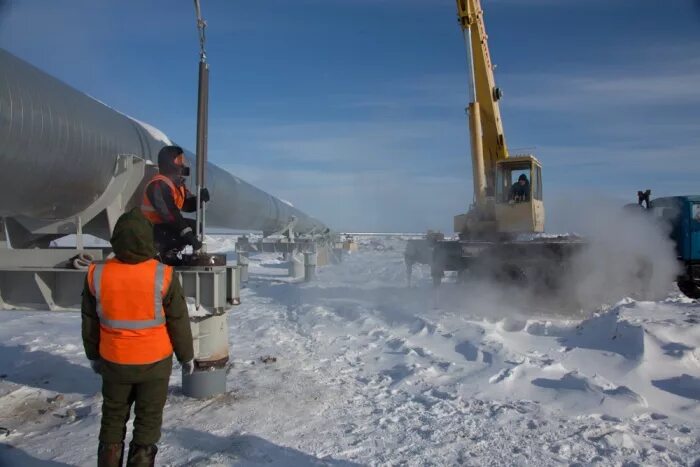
[1,236,698,465]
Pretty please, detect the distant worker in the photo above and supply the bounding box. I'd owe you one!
[509,173,530,202]
[141,145,209,262]
[81,208,194,467]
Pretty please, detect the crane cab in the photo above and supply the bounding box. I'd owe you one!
[494,155,545,234]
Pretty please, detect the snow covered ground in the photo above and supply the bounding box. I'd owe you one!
[1,236,699,466]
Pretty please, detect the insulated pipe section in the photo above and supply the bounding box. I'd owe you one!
[0,48,163,220]
[193,158,326,235]
[0,48,327,235]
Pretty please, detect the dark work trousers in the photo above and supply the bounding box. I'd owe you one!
[153,218,197,257]
[99,377,170,446]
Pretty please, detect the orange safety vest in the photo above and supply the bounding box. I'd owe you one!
[87,258,174,365]
[141,174,187,224]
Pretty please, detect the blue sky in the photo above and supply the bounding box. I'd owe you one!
[1,0,699,232]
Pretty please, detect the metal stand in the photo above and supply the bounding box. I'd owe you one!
[0,152,243,315]
[180,0,232,400]
[234,232,336,283]
[181,308,229,399]
[177,253,238,399]
[0,155,151,310]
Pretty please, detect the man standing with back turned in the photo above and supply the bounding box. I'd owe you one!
[82,208,194,467]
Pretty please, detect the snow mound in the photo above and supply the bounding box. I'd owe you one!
[1,236,699,466]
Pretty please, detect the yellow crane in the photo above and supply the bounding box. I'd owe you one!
[453,0,544,238]
[418,0,581,291]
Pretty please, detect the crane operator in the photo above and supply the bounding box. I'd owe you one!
[509,173,530,203]
[141,145,209,262]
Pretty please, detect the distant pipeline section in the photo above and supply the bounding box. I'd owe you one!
[0,48,327,241]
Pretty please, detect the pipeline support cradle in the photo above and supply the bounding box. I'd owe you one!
[0,155,242,311]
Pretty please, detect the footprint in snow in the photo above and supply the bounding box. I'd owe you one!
[409,319,436,336]
[651,374,700,401]
[531,372,644,403]
[661,342,694,358]
[455,341,491,364]
[489,368,512,384]
[379,364,413,385]
[385,337,405,351]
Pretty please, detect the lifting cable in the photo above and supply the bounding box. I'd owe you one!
[193,0,210,250]
[194,0,207,63]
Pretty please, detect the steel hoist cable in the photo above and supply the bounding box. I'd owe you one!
[194,0,207,62]
[193,0,210,251]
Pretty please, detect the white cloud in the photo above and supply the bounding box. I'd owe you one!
[501,44,700,112]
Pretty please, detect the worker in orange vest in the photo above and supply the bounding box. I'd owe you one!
[141,145,210,263]
[82,208,194,467]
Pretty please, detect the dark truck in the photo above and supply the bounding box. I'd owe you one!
[628,191,700,299]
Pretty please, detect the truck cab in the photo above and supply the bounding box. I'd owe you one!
[494,155,545,234]
[645,195,700,298]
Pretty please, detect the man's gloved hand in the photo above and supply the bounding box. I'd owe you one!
[199,188,210,204]
[89,359,102,374]
[190,236,203,252]
[181,360,195,375]
[180,227,203,251]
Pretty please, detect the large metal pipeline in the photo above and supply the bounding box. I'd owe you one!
[0,48,327,236]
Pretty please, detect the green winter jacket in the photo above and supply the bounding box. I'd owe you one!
[81,207,194,381]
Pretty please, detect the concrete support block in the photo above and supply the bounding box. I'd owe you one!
[226,265,241,305]
[316,245,330,267]
[183,311,229,399]
[237,252,249,286]
[288,252,305,280]
[331,248,344,264]
[304,251,317,282]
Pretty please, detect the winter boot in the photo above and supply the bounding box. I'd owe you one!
[98,442,124,467]
[126,443,157,467]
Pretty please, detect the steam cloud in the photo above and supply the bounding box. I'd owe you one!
[548,196,680,309]
[428,196,681,319]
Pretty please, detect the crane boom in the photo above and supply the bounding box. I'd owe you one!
[456,0,508,205]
